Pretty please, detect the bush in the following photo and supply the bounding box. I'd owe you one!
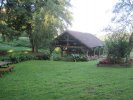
[71,54,80,61]
[4,53,37,63]
[52,53,62,61]
[54,47,62,54]
[105,32,129,64]
[79,56,88,61]
[51,47,62,61]
[62,55,73,61]
[0,56,11,62]
[71,54,88,62]
[32,52,50,60]
[9,53,37,63]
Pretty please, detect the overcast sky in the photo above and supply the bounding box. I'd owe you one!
[69,0,117,35]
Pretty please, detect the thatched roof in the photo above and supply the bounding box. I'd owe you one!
[63,30,104,48]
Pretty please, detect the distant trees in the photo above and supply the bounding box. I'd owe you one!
[0,0,72,52]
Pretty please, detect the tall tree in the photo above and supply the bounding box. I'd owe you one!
[0,0,72,52]
[32,0,72,52]
[112,0,133,60]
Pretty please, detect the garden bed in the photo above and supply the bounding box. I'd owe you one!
[97,63,132,67]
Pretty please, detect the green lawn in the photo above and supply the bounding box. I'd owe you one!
[0,61,133,100]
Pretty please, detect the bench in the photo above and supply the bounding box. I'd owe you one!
[0,66,14,77]
[0,61,14,77]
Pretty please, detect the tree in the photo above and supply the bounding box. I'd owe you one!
[105,32,129,64]
[0,0,72,52]
[32,1,72,52]
[0,0,33,41]
[111,0,133,61]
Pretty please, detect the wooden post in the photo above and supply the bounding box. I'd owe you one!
[86,50,89,57]
[98,47,100,58]
[67,34,69,46]
[102,47,104,55]
[93,48,95,56]
[61,47,63,57]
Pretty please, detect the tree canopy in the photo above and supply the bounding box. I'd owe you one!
[0,0,72,52]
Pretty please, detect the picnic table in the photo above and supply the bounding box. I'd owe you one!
[0,61,14,77]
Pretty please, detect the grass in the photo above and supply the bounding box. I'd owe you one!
[0,43,49,53]
[0,43,31,51]
[0,60,133,100]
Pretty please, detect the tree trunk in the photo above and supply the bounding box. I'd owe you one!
[27,23,36,53]
[35,45,38,53]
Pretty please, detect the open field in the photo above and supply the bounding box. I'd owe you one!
[0,61,133,100]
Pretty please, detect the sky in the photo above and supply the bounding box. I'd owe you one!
[69,0,117,36]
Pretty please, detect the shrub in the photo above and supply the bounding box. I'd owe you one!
[52,53,62,61]
[105,32,129,64]
[0,53,37,63]
[71,54,88,62]
[32,52,50,60]
[61,55,73,61]
[79,56,88,61]
[54,47,62,54]
[0,56,11,62]
[71,54,80,61]
[51,47,62,61]
[9,54,20,63]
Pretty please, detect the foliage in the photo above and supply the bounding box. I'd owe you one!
[0,0,72,52]
[105,32,129,64]
[10,37,31,47]
[111,0,133,61]
[0,51,50,63]
[61,55,73,61]
[0,43,31,55]
[71,54,88,62]
[79,56,88,61]
[51,48,62,61]
[112,0,133,27]
[52,53,62,61]
[0,53,37,63]
[71,54,80,61]
[54,47,62,54]
[32,0,72,51]
[32,52,50,60]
